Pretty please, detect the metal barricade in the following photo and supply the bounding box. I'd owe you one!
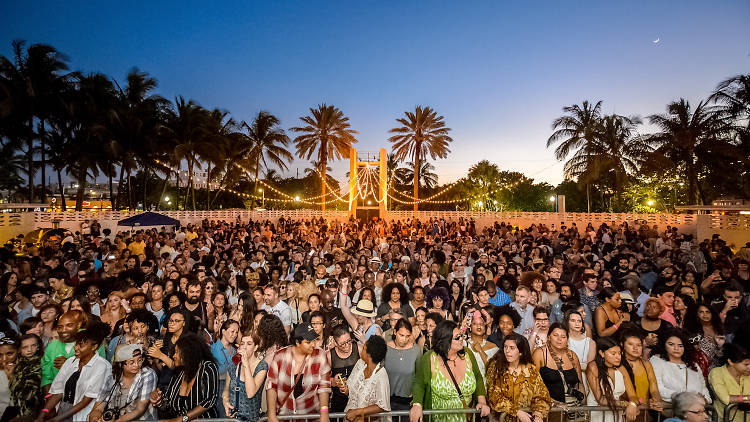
[723,402,750,422]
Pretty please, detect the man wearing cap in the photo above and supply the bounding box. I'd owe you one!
[89,344,157,421]
[266,322,331,422]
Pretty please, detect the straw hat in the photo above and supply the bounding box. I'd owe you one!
[351,299,377,318]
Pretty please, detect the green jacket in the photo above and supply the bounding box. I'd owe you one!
[411,348,486,410]
[41,340,106,386]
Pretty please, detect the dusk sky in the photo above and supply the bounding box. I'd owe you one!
[2,1,748,187]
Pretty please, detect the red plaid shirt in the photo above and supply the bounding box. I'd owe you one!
[265,345,332,415]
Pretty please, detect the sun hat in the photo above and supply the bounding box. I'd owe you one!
[114,344,143,362]
[620,292,635,305]
[351,299,377,318]
[293,322,320,342]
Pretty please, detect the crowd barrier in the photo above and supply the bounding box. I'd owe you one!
[138,403,733,422]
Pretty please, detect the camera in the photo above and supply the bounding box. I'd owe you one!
[102,409,118,421]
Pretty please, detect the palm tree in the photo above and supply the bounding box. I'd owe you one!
[201,108,244,209]
[646,99,732,204]
[242,111,292,206]
[564,115,649,210]
[263,168,283,184]
[711,74,750,125]
[163,97,211,210]
[396,161,439,190]
[0,40,70,202]
[547,100,603,212]
[389,106,453,211]
[291,104,358,211]
[110,68,168,209]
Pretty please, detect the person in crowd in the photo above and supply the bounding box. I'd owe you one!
[330,325,360,413]
[533,322,585,410]
[342,299,381,343]
[488,305,522,347]
[511,286,535,335]
[410,319,490,422]
[619,330,663,412]
[707,341,750,422]
[211,319,239,417]
[585,336,640,422]
[485,332,551,422]
[262,284,292,334]
[525,306,550,350]
[149,333,220,419]
[106,309,155,362]
[41,310,105,390]
[466,309,498,377]
[222,332,268,422]
[7,334,43,420]
[423,312,443,352]
[100,292,127,333]
[265,322,331,422]
[425,287,452,321]
[594,288,623,338]
[40,321,112,422]
[342,335,391,421]
[662,392,709,422]
[565,310,595,374]
[649,328,711,407]
[256,314,288,366]
[384,318,422,415]
[377,283,414,331]
[684,302,725,368]
[309,311,327,350]
[89,344,158,421]
[638,298,673,358]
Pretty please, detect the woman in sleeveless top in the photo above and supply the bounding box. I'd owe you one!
[330,326,361,412]
[620,331,663,413]
[223,333,268,421]
[586,337,640,422]
[532,324,584,408]
[566,311,596,371]
[594,288,623,338]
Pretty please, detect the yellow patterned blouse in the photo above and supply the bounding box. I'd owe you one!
[485,361,552,421]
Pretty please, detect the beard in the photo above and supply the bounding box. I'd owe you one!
[186,296,200,305]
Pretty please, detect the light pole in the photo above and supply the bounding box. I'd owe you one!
[258,188,265,208]
[549,194,557,212]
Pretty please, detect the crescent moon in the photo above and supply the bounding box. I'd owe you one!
[653,38,660,44]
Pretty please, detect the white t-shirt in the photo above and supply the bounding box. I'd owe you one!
[262,300,292,327]
[50,354,112,421]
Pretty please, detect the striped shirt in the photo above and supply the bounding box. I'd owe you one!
[159,361,219,419]
[97,367,158,420]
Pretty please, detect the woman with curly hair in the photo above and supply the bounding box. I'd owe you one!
[488,304,522,347]
[649,328,711,408]
[376,283,413,331]
[256,314,289,366]
[149,333,220,419]
[426,286,452,321]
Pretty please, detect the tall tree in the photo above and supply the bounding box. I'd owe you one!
[291,104,358,211]
[0,40,70,202]
[389,106,453,211]
[646,99,732,205]
[163,97,210,210]
[242,111,292,206]
[547,100,603,212]
[396,161,439,190]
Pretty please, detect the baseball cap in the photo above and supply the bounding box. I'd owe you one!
[114,344,143,362]
[293,322,320,342]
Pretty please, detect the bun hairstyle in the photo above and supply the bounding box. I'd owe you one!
[73,321,111,348]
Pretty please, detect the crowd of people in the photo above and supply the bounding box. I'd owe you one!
[1,215,750,422]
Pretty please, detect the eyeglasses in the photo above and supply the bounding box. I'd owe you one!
[336,339,354,348]
[168,318,184,324]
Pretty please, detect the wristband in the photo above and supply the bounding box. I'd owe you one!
[42,409,49,413]
[628,402,638,408]
[320,407,329,413]
[613,324,619,330]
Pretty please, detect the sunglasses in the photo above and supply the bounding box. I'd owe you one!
[0,338,16,345]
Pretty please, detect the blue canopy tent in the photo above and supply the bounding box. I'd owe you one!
[117,212,180,228]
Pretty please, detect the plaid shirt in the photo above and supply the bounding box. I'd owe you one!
[265,345,331,415]
[97,367,158,420]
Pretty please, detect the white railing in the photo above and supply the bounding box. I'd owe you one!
[1,209,749,247]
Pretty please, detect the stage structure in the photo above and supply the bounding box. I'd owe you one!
[349,148,387,220]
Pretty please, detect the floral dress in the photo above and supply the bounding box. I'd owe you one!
[430,353,476,422]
